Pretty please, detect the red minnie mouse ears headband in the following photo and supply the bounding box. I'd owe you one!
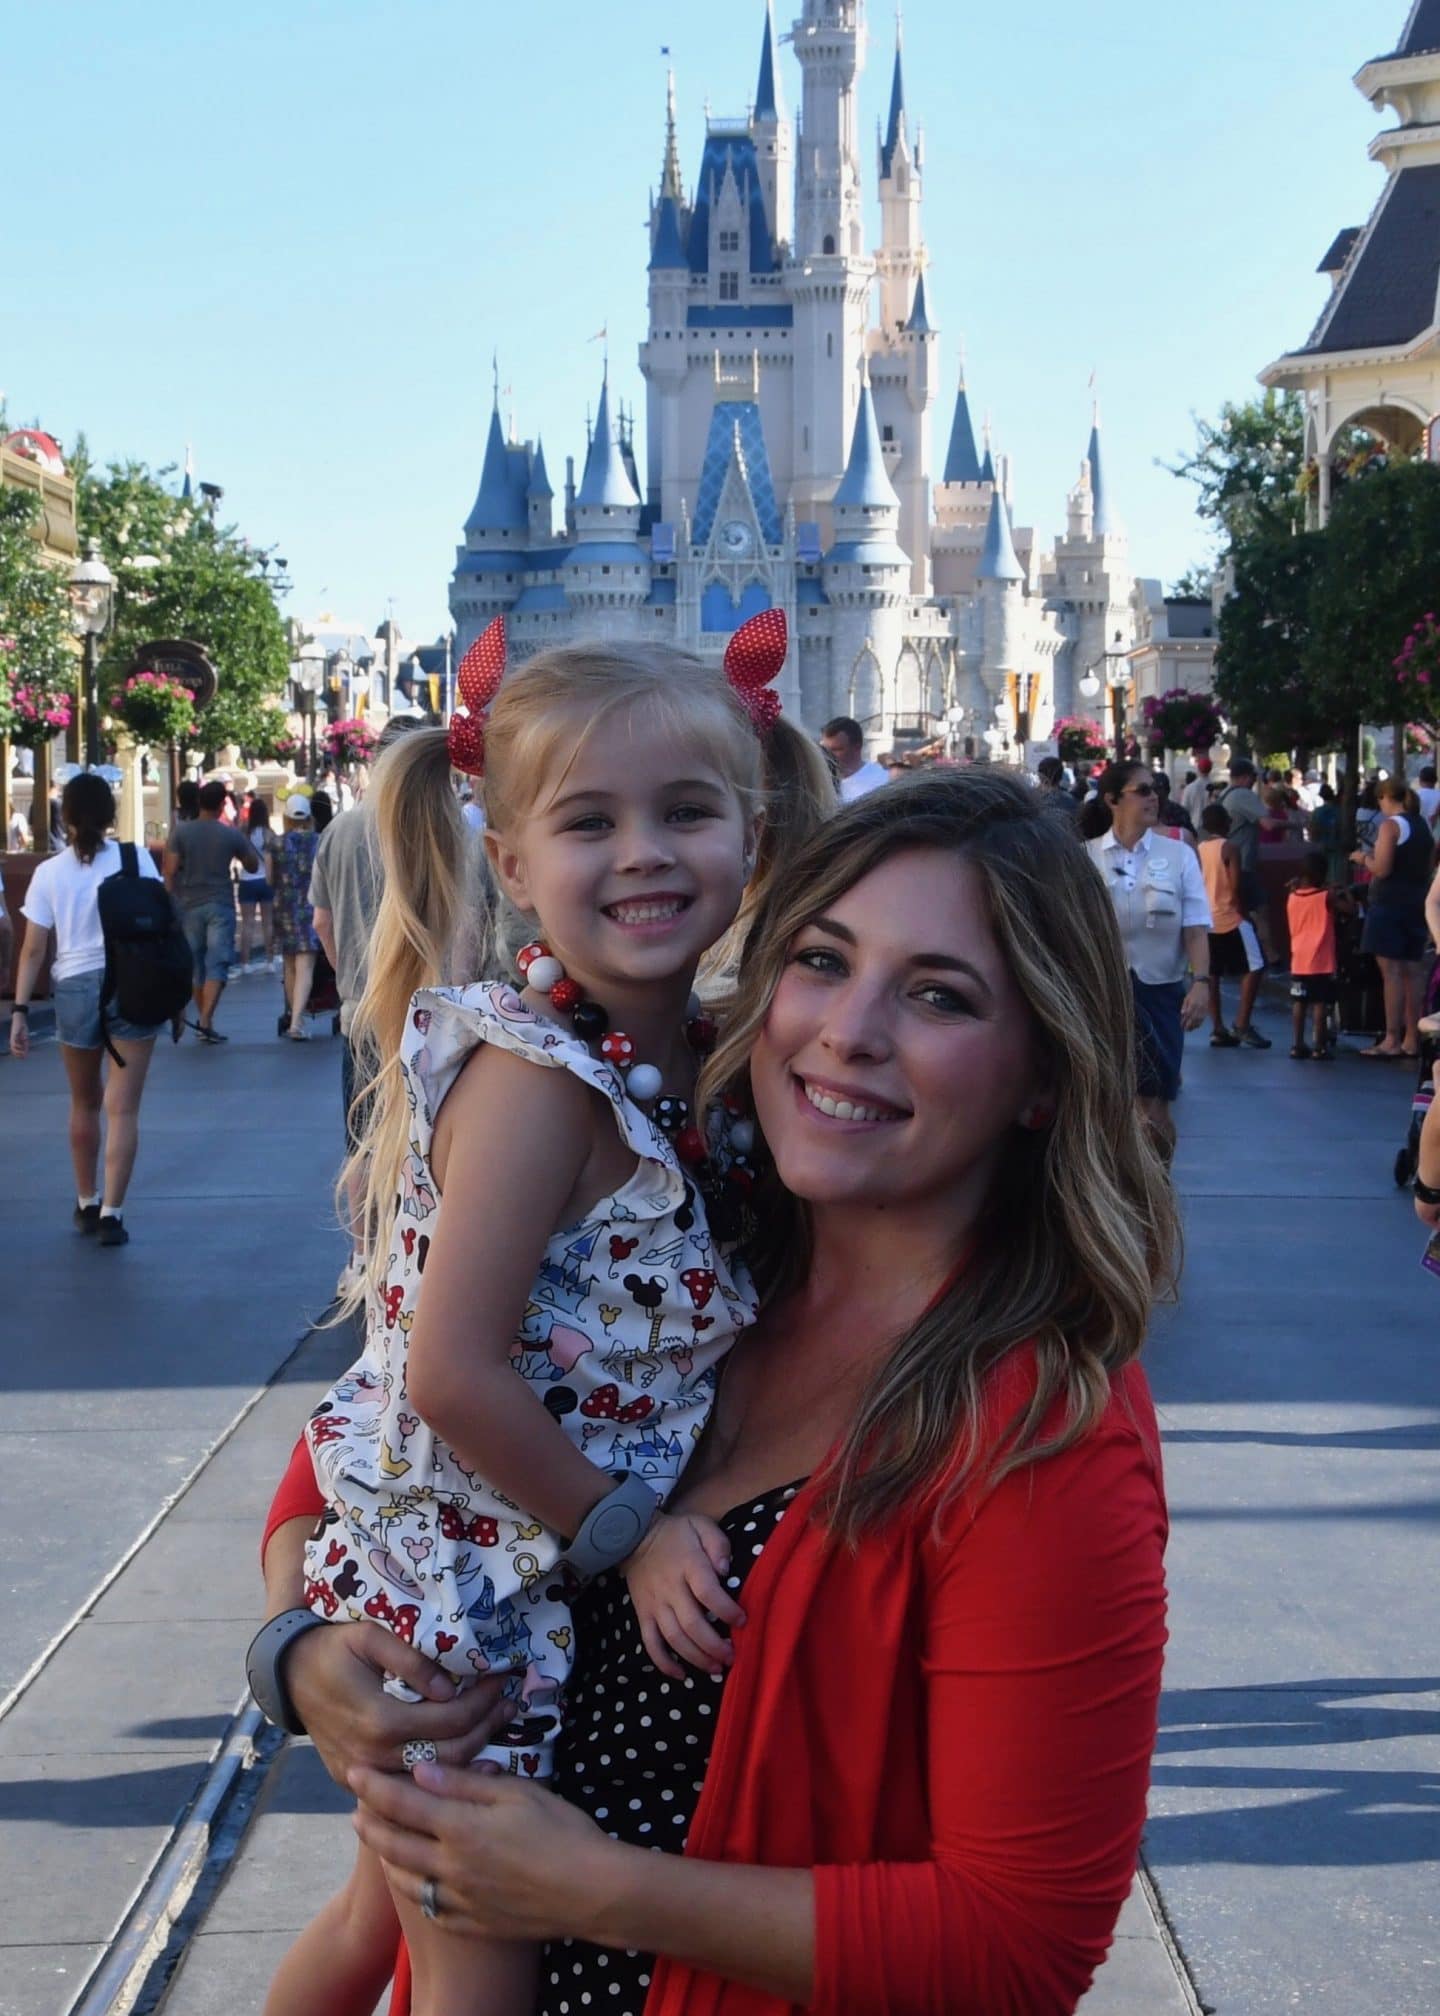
[445,607,788,779]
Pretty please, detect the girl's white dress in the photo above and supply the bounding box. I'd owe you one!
[303,982,756,1775]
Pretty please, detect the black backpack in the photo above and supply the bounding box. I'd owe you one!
[97,843,194,1064]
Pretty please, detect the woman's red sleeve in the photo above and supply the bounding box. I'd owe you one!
[261,1431,324,1565]
[812,1397,1168,2016]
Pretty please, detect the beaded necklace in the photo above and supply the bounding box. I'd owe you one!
[516,941,756,1242]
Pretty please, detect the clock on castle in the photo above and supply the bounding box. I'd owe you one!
[449,2,1150,761]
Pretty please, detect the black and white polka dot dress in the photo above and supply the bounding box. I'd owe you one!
[539,1481,804,2016]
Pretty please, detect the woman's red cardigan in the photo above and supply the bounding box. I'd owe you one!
[264,1348,1168,2016]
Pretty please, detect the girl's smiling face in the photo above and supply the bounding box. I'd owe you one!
[487,702,754,999]
[749,847,1046,1216]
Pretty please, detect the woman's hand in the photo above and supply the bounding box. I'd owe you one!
[8,1011,29,1060]
[621,1511,745,1679]
[283,1621,512,1788]
[351,1759,627,1945]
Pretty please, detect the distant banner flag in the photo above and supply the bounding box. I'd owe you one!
[428,674,441,714]
[590,325,608,343]
[661,44,670,54]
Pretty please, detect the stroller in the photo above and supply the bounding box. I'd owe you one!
[1393,961,1440,1189]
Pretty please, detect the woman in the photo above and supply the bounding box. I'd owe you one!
[1351,776,1434,1059]
[1084,759,1218,1155]
[237,795,278,975]
[9,774,168,1247]
[273,794,321,1040]
[256,770,1173,2016]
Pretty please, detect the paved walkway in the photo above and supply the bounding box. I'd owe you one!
[3,977,1435,2014]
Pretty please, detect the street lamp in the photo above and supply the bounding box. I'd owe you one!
[68,540,116,770]
[1079,632,1132,760]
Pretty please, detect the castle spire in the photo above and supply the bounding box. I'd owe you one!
[943,355,982,484]
[576,368,641,511]
[755,0,780,120]
[1087,401,1115,538]
[880,14,906,177]
[832,374,901,513]
[464,403,528,535]
[661,68,683,201]
[978,488,1023,583]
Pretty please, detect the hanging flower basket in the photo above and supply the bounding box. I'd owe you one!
[323,717,378,769]
[1141,688,1224,754]
[112,670,196,745]
[7,678,76,751]
[1055,716,1107,764]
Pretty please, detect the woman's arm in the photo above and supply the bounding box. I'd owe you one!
[406,1042,615,1541]
[352,1765,817,2002]
[1425,867,1440,948]
[9,919,50,1058]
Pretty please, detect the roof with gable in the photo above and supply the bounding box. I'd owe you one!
[978,491,1024,582]
[1317,226,1362,276]
[1394,0,1440,55]
[943,376,982,483]
[650,193,689,270]
[576,376,641,511]
[692,399,783,546]
[687,130,779,275]
[880,34,906,177]
[755,2,780,119]
[1301,163,1440,353]
[464,406,528,535]
[905,274,932,334]
[832,383,900,513]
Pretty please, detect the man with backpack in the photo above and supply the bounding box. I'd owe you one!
[164,780,260,1043]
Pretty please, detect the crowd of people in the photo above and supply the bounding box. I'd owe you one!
[5,648,1440,2015]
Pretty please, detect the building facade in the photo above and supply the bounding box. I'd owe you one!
[1263,3,1440,527]
[450,3,1152,759]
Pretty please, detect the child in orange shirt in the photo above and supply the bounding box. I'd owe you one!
[1286,851,1352,1060]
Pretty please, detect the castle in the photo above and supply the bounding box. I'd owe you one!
[448,2,1144,758]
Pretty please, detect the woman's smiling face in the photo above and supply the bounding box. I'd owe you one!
[749,847,1045,1216]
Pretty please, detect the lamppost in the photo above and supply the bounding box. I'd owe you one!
[1078,632,1132,762]
[292,648,324,778]
[68,540,116,770]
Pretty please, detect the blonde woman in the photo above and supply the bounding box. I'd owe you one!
[261,768,1173,2016]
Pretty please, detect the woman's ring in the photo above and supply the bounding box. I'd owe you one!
[402,1740,438,1769]
[421,1876,442,1922]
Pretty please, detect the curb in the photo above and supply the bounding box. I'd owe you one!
[65,1697,287,2016]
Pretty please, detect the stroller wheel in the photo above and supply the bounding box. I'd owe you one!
[1395,1147,1416,1188]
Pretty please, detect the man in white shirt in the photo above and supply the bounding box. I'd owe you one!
[1180,758,1213,828]
[819,717,889,803]
[1416,765,1440,833]
[1086,763,1214,1156]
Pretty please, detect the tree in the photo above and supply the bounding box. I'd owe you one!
[1168,567,1214,601]
[0,486,76,745]
[70,445,290,756]
[1214,526,1332,756]
[1165,391,1308,551]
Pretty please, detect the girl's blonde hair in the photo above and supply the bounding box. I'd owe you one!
[697,716,837,1007]
[341,640,764,1303]
[698,766,1178,1543]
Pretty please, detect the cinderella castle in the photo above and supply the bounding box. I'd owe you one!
[448,1,1142,756]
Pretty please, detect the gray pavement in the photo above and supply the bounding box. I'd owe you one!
[3,974,1436,2014]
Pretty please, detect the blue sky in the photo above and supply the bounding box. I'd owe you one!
[2,0,1393,640]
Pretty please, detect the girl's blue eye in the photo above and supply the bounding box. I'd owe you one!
[914,982,971,1014]
[567,814,611,834]
[668,804,715,824]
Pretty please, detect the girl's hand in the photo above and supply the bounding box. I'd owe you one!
[9,1012,29,1060]
[283,1621,512,1787]
[621,1511,745,1679]
[351,1759,626,1945]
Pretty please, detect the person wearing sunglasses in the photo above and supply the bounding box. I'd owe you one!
[1086,760,1213,1157]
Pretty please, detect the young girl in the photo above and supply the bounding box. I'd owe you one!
[237,795,276,973]
[265,623,784,2016]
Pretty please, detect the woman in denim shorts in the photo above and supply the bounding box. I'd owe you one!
[9,775,167,1248]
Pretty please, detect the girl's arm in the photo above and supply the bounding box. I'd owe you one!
[405,1042,616,1541]
[1425,866,1440,947]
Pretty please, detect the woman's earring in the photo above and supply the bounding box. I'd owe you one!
[1020,1101,1056,1132]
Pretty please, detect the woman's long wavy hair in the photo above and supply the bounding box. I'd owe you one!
[339,640,764,1308]
[699,766,1179,1543]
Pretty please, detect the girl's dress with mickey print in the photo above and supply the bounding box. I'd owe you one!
[302,981,757,1778]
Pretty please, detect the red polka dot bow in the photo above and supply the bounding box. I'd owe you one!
[724,608,787,735]
[447,615,507,776]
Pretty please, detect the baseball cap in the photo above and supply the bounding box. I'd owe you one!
[285,794,312,820]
